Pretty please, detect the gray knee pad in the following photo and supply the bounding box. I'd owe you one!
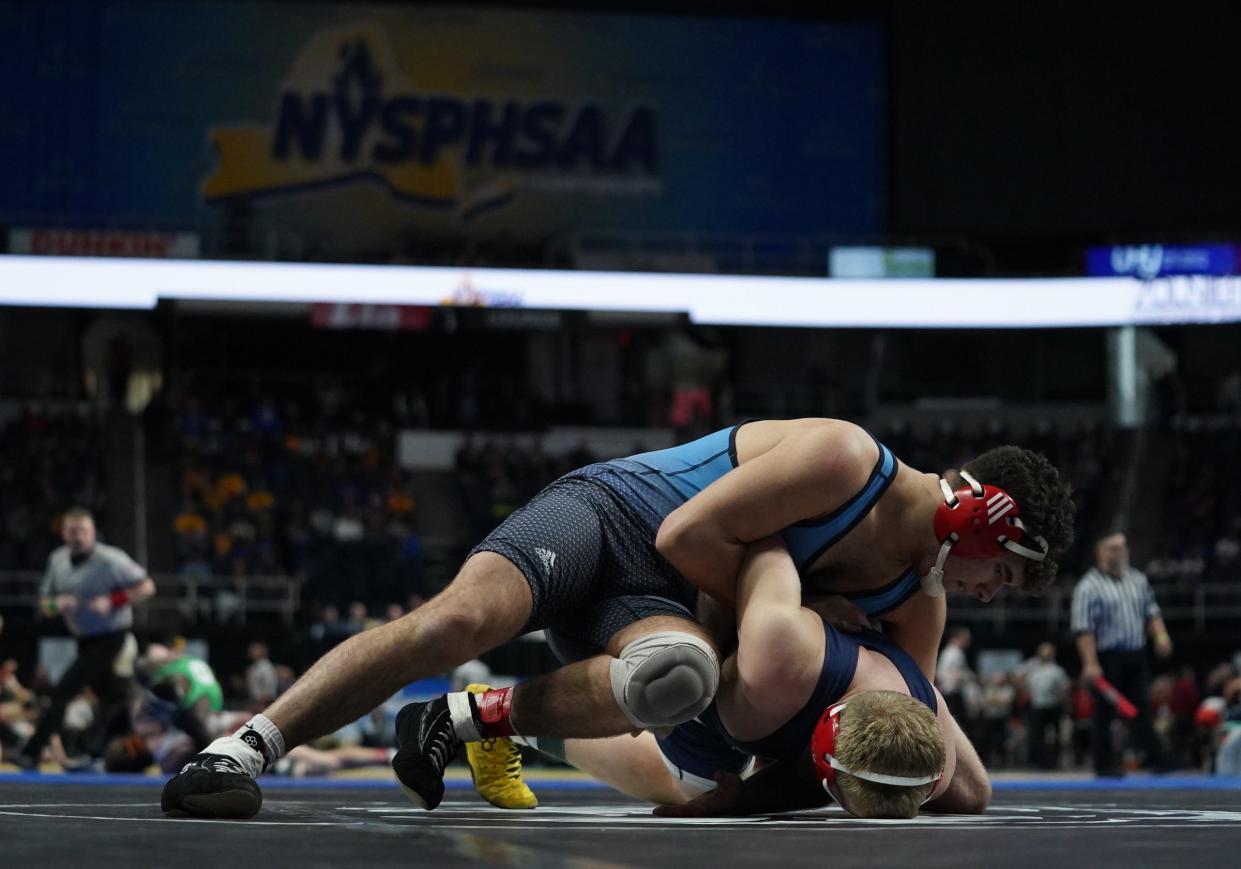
[609,631,719,730]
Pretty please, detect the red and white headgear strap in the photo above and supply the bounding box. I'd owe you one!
[923,469,1049,596]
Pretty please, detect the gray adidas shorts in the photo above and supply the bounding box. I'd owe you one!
[468,476,698,659]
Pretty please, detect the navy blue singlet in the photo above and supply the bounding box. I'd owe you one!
[704,624,939,760]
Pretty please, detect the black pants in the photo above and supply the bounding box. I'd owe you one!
[22,631,133,761]
[1091,649,1163,774]
[1027,704,1063,769]
[982,717,1009,767]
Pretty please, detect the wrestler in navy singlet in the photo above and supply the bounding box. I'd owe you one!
[655,623,938,789]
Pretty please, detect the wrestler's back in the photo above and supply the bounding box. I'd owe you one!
[731,419,922,597]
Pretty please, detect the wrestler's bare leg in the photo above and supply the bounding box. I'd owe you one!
[509,615,720,738]
[560,731,695,805]
[265,552,532,749]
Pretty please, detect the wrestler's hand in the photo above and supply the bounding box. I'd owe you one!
[653,771,744,817]
[802,595,869,633]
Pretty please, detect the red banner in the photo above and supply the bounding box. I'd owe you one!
[309,303,434,331]
[10,228,201,258]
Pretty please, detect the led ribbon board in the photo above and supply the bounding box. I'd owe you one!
[2,255,1240,328]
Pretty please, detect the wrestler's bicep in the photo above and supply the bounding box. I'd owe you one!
[667,426,878,545]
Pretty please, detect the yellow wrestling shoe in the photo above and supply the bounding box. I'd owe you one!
[464,684,538,809]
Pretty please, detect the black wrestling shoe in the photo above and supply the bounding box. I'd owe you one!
[161,753,263,819]
[10,751,38,772]
[392,696,465,810]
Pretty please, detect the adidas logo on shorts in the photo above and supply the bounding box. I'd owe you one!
[535,547,557,573]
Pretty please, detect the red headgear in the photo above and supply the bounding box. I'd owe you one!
[922,469,1048,596]
[810,701,943,810]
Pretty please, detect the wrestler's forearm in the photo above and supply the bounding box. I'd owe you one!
[923,709,990,814]
[734,537,802,625]
[728,539,822,712]
[733,757,829,815]
[655,515,746,604]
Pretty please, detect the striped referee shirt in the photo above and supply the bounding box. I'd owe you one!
[40,543,146,638]
[1070,566,1162,652]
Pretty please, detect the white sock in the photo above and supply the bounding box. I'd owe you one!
[212,713,287,777]
[241,713,287,761]
[446,691,483,742]
[203,735,264,779]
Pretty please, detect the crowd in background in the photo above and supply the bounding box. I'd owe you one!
[936,625,1241,774]
[0,397,1204,620]
[878,416,1119,579]
[455,436,598,544]
[159,392,427,614]
[452,417,1120,582]
[6,607,1239,774]
[0,406,108,572]
[0,605,501,773]
[5,393,1241,773]
[1146,421,1241,591]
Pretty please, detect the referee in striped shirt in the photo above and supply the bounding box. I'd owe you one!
[1071,531,1172,776]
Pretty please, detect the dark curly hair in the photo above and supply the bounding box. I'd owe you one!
[955,446,1075,594]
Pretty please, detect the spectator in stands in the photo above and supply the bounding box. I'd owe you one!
[1169,665,1201,766]
[980,672,1016,768]
[345,601,370,635]
[0,615,37,762]
[1208,518,1241,582]
[1206,662,1237,699]
[274,664,296,697]
[172,500,210,564]
[245,642,278,709]
[936,626,974,724]
[1072,531,1173,776]
[0,408,108,571]
[309,605,349,644]
[164,393,435,613]
[0,654,36,763]
[252,396,283,438]
[1023,642,1070,769]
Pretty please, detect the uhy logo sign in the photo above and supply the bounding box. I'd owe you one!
[202,23,660,219]
[1110,245,1165,280]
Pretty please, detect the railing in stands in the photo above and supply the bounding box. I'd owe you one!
[0,571,300,627]
[948,582,1241,633]
[3,570,1237,634]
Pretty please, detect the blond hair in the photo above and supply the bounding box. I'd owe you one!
[833,690,945,819]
